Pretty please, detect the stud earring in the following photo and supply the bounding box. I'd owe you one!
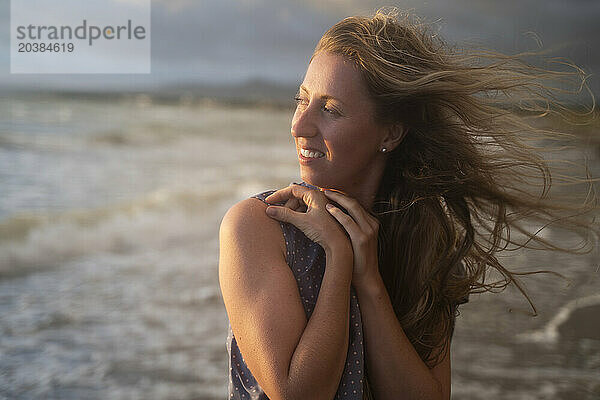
[380,147,387,153]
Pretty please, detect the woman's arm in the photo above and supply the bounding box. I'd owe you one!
[321,189,451,400]
[219,197,354,400]
[355,273,451,400]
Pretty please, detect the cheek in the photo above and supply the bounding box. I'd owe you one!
[327,136,373,167]
[331,124,377,155]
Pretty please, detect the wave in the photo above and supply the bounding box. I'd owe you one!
[90,121,199,146]
[0,182,258,278]
[0,123,194,151]
[0,131,87,152]
[516,293,600,344]
[2,102,294,157]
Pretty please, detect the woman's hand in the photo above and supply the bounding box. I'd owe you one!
[322,190,381,289]
[264,184,352,256]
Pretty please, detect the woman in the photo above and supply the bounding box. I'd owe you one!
[219,8,597,400]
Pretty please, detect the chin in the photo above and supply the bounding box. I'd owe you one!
[300,169,338,190]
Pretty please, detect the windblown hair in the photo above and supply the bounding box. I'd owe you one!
[313,6,599,387]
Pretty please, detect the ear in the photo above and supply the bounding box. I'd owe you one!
[380,123,407,152]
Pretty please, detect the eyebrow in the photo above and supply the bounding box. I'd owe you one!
[299,85,345,106]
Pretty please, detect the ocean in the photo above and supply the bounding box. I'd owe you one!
[0,93,598,399]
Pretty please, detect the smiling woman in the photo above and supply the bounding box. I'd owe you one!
[290,52,396,205]
[218,7,598,400]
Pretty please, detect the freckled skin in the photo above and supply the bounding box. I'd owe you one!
[292,52,391,204]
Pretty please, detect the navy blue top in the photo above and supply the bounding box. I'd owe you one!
[225,181,468,399]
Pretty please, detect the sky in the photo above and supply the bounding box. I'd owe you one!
[0,0,599,93]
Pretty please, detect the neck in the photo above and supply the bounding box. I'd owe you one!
[341,169,384,212]
[303,157,387,212]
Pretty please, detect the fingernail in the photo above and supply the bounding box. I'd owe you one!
[325,203,334,210]
[265,206,276,216]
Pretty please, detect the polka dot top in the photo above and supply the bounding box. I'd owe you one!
[226,181,365,399]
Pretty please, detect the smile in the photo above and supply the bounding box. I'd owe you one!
[300,148,325,158]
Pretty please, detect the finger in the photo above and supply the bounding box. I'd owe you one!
[293,197,308,212]
[267,184,324,210]
[283,198,294,209]
[325,203,363,242]
[284,197,302,211]
[264,183,306,204]
[323,190,379,232]
[265,205,304,225]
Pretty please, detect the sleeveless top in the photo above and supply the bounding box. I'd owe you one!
[225,181,469,399]
[226,181,365,399]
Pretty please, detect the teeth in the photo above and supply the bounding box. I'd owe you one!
[301,148,324,158]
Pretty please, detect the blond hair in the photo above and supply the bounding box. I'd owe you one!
[313,7,598,378]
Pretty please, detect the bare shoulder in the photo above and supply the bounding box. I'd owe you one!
[219,197,287,263]
[218,197,307,397]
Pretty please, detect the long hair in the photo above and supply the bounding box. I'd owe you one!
[313,7,599,378]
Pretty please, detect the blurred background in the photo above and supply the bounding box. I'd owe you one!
[0,0,599,399]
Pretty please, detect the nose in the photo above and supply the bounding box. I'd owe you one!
[291,105,318,138]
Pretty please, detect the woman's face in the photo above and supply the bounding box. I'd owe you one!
[291,51,388,191]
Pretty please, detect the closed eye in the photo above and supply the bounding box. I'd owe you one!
[294,93,308,107]
[322,104,339,116]
[295,93,341,117]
